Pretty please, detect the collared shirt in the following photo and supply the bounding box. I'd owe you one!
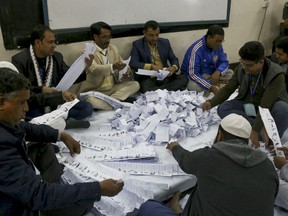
[144,43,178,71]
[95,43,113,72]
[144,43,164,70]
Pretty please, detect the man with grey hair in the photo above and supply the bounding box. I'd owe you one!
[0,61,65,131]
[138,114,278,216]
[0,68,124,216]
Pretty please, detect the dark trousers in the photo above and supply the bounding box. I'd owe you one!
[27,142,63,183]
[28,143,93,216]
[27,100,93,120]
[68,100,93,120]
[138,200,181,216]
[139,74,188,93]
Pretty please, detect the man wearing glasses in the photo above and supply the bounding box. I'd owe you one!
[202,41,288,148]
[181,25,232,95]
[73,21,140,110]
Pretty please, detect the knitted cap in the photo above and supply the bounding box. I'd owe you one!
[0,61,19,73]
[220,114,252,138]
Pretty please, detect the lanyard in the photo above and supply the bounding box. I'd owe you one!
[249,72,262,97]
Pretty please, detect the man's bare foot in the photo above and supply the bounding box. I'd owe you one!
[168,192,182,214]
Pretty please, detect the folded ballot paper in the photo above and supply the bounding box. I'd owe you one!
[136,69,170,81]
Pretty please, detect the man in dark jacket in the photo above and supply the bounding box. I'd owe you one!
[138,114,278,216]
[202,41,288,148]
[0,68,124,216]
[11,24,93,124]
[130,20,188,92]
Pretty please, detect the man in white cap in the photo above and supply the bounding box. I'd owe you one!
[138,113,278,216]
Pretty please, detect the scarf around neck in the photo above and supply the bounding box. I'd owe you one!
[30,44,53,87]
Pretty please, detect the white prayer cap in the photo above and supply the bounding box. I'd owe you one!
[0,61,19,73]
[220,113,252,139]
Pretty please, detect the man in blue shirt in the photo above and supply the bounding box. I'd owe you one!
[181,25,232,94]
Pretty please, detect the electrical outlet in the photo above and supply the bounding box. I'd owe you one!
[262,0,269,8]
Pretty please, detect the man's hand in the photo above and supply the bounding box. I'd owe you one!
[201,101,212,111]
[211,71,221,85]
[277,147,288,158]
[85,54,94,69]
[167,66,177,77]
[151,64,163,71]
[250,127,269,149]
[166,141,179,151]
[274,156,288,169]
[60,132,81,156]
[99,179,124,196]
[259,127,269,146]
[62,91,77,102]
[210,85,220,94]
[113,61,126,71]
[121,68,133,80]
[250,130,260,149]
[42,86,57,94]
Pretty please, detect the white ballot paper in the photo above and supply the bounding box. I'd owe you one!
[80,91,132,109]
[30,99,79,125]
[119,56,131,80]
[136,69,158,77]
[259,107,285,157]
[56,42,96,91]
[135,69,170,81]
[157,69,170,81]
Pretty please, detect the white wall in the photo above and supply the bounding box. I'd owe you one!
[0,0,285,66]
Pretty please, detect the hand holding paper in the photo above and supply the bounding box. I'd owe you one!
[56,42,96,91]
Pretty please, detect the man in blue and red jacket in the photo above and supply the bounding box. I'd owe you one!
[181,25,232,95]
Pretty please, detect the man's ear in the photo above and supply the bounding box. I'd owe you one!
[35,39,41,47]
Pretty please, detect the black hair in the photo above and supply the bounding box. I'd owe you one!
[238,41,265,62]
[275,36,288,54]
[144,20,159,31]
[30,24,53,45]
[0,68,30,98]
[206,25,224,37]
[90,21,112,38]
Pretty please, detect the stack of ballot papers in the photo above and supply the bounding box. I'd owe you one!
[111,89,220,145]
[56,89,221,215]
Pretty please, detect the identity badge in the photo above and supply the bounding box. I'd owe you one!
[244,103,257,117]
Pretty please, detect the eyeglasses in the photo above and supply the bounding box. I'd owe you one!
[239,59,257,68]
